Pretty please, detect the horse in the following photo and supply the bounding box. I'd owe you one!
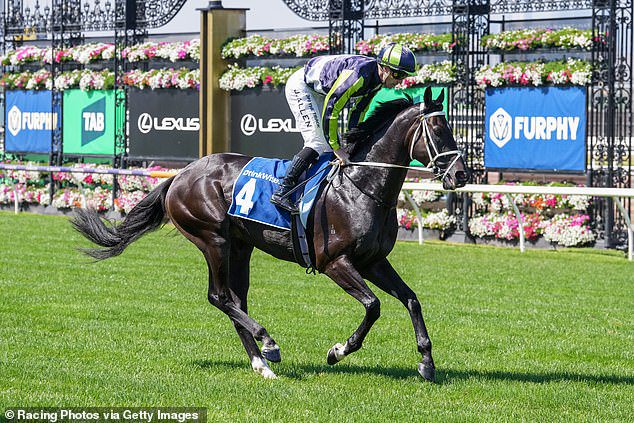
[71,86,469,381]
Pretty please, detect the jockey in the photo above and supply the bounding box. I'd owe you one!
[270,42,417,213]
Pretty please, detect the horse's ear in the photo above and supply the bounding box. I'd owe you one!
[435,89,445,105]
[423,86,432,106]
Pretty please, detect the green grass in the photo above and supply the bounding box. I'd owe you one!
[1,211,633,421]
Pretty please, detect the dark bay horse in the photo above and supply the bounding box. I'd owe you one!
[71,87,469,381]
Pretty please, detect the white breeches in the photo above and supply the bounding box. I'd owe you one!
[285,69,332,155]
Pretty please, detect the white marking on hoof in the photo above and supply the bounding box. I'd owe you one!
[327,342,346,365]
[251,357,277,379]
[333,343,346,361]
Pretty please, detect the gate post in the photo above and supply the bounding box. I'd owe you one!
[452,0,490,238]
[198,1,247,157]
[590,0,633,247]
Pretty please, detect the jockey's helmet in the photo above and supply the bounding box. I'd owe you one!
[377,43,417,79]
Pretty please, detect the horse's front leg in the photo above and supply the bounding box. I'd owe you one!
[323,255,381,365]
[361,257,435,382]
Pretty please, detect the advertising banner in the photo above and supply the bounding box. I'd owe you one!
[484,86,586,172]
[63,89,123,156]
[128,88,199,160]
[365,86,448,120]
[231,87,302,160]
[5,90,60,153]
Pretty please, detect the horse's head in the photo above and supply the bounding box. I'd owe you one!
[407,87,470,190]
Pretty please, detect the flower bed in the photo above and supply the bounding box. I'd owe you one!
[123,68,200,90]
[221,34,331,59]
[356,32,455,55]
[0,162,175,214]
[219,61,455,92]
[0,69,53,90]
[471,188,591,213]
[397,180,596,247]
[396,61,456,88]
[469,182,595,247]
[122,39,200,62]
[398,208,457,232]
[1,68,200,91]
[219,65,301,91]
[475,59,591,87]
[0,40,199,66]
[481,27,602,52]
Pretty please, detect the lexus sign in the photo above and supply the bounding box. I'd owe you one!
[137,113,200,135]
[239,113,299,137]
[231,89,303,159]
[129,89,199,160]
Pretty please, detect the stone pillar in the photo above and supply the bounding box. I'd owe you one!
[199,1,247,157]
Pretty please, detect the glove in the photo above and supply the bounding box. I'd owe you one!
[334,148,351,166]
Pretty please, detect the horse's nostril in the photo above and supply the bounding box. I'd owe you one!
[455,170,468,183]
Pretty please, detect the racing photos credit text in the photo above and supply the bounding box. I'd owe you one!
[4,407,206,423]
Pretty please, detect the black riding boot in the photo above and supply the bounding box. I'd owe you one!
[271,147,318,213]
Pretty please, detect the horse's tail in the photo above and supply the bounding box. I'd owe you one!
[71,176,174,261]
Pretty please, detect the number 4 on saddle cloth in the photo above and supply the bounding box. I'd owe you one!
[228,153,335,270]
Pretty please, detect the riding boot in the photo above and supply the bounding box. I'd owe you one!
[271,147,318,213]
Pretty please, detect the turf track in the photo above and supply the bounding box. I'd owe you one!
[1,211,633,421]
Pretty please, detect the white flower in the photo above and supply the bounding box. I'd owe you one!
[421,209,456,230]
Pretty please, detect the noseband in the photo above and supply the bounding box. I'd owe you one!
[409,106,463,183]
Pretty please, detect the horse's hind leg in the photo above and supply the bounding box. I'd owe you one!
[323,255,381,365]
[361,257,435,382]
[203,239,280,378]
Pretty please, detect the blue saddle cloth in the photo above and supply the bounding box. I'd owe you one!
[228,154,334,230]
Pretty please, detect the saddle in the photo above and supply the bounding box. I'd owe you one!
[228,154,335,270]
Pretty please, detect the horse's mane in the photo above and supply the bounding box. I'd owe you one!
[343,97,415,154]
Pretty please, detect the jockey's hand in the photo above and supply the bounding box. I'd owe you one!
[334,149,351,166]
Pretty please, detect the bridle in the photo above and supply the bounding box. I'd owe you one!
[409,106,464,182]
[344,104,464,183]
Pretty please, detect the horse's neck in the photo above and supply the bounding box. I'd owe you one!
[347,113,412,207]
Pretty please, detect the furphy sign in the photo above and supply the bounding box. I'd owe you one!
[129,89,199,160]
[5,90,60,153]
[231,88,303,159]
[63,90,122,155]
[489,109,581,148]
[485,87,586,171]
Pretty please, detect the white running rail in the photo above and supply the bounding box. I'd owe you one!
[402,182,634,261]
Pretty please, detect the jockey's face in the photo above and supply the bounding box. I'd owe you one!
[378,64,402,89]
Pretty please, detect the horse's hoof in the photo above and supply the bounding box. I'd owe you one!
[251,357,278,379]
[327,342,345,365]
[262,345,281,363]
[259,368,278,379]
[418,362,435,382]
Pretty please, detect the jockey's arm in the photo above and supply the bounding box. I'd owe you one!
[348,91,376,129]
[321,70,365,151]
